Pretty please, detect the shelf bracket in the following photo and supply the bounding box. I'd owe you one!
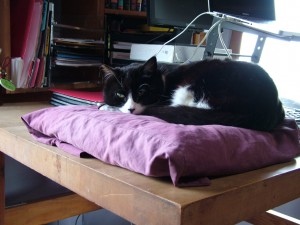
[251,35,266,63]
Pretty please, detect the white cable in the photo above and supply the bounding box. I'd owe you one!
[217,20,232,59]
[184,18,224,63]
[154,12,218,57]
[207,0,211,12]
[154,11,234,62]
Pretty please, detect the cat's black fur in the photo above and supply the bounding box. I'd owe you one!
[100,56,285,131]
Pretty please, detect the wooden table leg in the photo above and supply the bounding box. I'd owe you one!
[0,153,5,225]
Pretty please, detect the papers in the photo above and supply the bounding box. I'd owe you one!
[11,57,24,88]
[54,60,102,67]
[111,42,132,60]
[53,38,104,45]
[52,37,103,67]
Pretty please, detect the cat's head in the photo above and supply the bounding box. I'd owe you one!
[101,56,164,114]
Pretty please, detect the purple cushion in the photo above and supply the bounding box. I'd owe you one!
[21,105,300,187]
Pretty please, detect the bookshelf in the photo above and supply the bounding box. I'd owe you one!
[49,23,104,89]
[0,0,172,102]
[104,0,147,65]
[0,0,106,100]
[104,4,175,66]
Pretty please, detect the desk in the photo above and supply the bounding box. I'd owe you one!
[1,102,300,225]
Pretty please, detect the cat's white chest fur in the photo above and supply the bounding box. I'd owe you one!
[171,85,210,109]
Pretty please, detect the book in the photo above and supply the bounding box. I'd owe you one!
[111,42,132,60]
[113,41,132,50]
[124,0,130,10]
[26,0,48,88]
[51,38,104,67]
[105,0,111,8]
[34,0,50,87]
[42,1,54,87]
[27,0,50,88]
[110,0,118,9]
[118,0,124,10]
[50,88,104,106]
[136,0,142,11]
[28,57,40,87]
[35,56,46,87]
[141,0,146,11]
[130,0,137,10]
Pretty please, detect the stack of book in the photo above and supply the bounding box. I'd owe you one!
[52,37,104,67]
[50,88,104,106]
[111,41,132,60]
[105,0,147,11]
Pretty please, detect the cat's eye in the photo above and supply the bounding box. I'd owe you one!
[115,92,125,99]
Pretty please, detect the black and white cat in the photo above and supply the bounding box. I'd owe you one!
[99,56,285,131]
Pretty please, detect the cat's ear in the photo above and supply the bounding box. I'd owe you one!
[100,65,115,81]
[143,56,157,74]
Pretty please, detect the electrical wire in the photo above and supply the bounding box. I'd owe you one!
[184,18,225,63]
[217,21,232,59]
[154,11,234,63]
[154,12,218,57]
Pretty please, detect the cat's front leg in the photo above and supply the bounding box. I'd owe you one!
[98,104,121,112]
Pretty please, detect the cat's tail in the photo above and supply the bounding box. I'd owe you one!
[141,103,285,131]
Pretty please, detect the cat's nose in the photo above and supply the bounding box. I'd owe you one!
[128,108,135,113]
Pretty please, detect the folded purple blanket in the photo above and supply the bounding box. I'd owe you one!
[22,105,300,187]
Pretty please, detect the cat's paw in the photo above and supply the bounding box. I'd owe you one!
[98,104,120,112]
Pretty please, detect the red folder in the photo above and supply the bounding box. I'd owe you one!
[50,88,104,102]
[10,0,43,87]
[10,0,35,58]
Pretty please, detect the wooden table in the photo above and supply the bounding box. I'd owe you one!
[1,102,300,225]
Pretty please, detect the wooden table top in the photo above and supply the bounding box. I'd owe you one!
[1,102,300,225]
